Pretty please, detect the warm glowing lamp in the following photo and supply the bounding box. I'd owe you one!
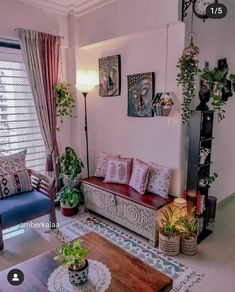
[76,70,98,177]
[174,198,188,217]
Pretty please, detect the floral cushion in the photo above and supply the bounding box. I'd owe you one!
[104,157,133,185]
[147,163,173,198]
[129,159,150,194]
[0,169,32,199]
[0,150,27,176]
[95,152,120,178]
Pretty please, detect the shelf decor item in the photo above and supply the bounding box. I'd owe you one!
[159,205,180,256]
[54,239,90,285]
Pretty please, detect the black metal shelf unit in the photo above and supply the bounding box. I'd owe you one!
[186,110,214,243]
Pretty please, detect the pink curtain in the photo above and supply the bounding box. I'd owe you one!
[17,29,61,185]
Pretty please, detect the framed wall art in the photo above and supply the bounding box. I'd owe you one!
[99,54,121,97]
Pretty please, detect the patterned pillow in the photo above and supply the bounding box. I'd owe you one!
[129,159,150,194]
[95,152,120,178]
[147,163,173,198]
[0,149,27,176]
[0,169,32,199]
[104,157,133,185]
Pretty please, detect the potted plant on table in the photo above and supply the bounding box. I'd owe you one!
[178,212,198,256]
[60,186,83,217]
[159,205,180,256]
[59,147,84,187]
[54,239,90,285]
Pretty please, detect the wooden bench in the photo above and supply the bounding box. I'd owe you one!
[81,177,174,246]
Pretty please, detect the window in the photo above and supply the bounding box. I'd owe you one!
[0,43,46,173]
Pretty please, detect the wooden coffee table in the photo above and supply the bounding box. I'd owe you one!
[0,232,173,291]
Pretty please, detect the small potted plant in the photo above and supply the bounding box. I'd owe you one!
[60,186,83,216]
[178,211,198,256]
[54,239,90,285]
[199,172,218,187]
[59,147,84,187]
[159,205,180,256]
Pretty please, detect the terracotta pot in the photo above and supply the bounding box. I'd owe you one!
[181,236,198,256]
[60,201,78,217]
[159,232,180,256]
[63,174,82,187]
[68,260,89,285]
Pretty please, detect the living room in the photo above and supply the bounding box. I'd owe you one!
[0,0,235,291]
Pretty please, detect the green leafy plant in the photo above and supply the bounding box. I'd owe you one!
[199,172,218,187]
[54,239,90,270]
[160,205,179,237]
[178,209,198,239]
[60,147,84,180]
[55,83,75,128]
[60,186,83,207]
[177,55,200,123]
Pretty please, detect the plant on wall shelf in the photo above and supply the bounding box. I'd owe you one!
[199,172,218,187]
[55,83,75,129]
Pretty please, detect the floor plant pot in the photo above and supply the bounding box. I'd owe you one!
[60,201,78,217]
[68,260,89,285]
[181,236,198,256]
[159,233,180,256]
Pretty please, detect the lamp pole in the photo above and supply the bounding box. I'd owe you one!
[82,92,89,177]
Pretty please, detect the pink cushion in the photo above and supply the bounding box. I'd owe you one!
[95,152,120,178]
[104,157,133,184]
[0,149,27,176]
[147,162,173,198]
[129,159,150,194]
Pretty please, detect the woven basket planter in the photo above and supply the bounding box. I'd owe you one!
[159,233,180,256]
[181,236,198,256]
[63,174,82,188]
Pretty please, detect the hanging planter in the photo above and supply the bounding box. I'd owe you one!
[177,38,200,123]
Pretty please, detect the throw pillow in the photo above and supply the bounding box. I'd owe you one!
[129,159,150,194]
[95,152,120,178]
[0,169,32,199]
[104,157,133,184]
[0,149,27,176]
[147,163,173,198]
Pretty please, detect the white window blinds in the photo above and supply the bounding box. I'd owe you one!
[0,45,46,173]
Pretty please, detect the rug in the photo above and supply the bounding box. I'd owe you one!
[51,213,203,292]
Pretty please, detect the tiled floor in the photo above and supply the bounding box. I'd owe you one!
[1,197,235,291]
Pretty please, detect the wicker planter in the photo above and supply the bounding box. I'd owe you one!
[181,236,198,256]
[159,233,180,256]
[63,174,82,187]
[68,260,89,285]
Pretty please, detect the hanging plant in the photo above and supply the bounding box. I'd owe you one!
[55,83,75,129]
[176,39,200,123]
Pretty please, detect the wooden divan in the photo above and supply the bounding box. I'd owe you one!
[81,177,174,246]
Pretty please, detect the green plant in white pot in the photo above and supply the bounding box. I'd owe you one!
[54,239,90,285]
[60,186,83,217]
[159,205,180,256]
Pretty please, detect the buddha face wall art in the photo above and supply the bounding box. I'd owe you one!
[128,72,155,117]
[99,55,121,96]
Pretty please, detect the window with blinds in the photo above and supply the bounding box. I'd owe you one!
[0,45,46,173]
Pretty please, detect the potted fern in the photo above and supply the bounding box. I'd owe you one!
[60,186,83,216]
[54,239,90,285]
[178,212,198,256]
[159,205,180,256]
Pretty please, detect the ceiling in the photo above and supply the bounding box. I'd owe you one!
[14,0,115,16]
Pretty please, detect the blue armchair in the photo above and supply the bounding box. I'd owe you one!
[0,169,56,250]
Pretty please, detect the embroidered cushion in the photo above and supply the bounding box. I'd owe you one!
[0,149,27,176]
[129,159,150,194]
[104,157,133,184]
[147,163,173,198]
[95,152,120,178]
[0,170,32,199]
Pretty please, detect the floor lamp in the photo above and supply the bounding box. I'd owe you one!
[77,71,98,178]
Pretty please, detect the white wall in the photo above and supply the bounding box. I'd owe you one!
[185,0,235,202]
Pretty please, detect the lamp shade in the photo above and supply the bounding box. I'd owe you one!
[76,70,98,93]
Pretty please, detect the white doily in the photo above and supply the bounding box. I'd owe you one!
[47,260,111,292]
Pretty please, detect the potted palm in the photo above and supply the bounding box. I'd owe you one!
[159,205,180,256]
[178,213,198,256]
[60,186,83,216]
[59,147,84,187]
[54,239,90,285]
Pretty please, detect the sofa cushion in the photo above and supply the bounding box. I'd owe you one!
[0,190,52,228]
[0,149,27,176]
[0,170,32,199]
[129,159,150,194]
[95,152,120,178]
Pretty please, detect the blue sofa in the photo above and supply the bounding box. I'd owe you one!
[0,169,56,250]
